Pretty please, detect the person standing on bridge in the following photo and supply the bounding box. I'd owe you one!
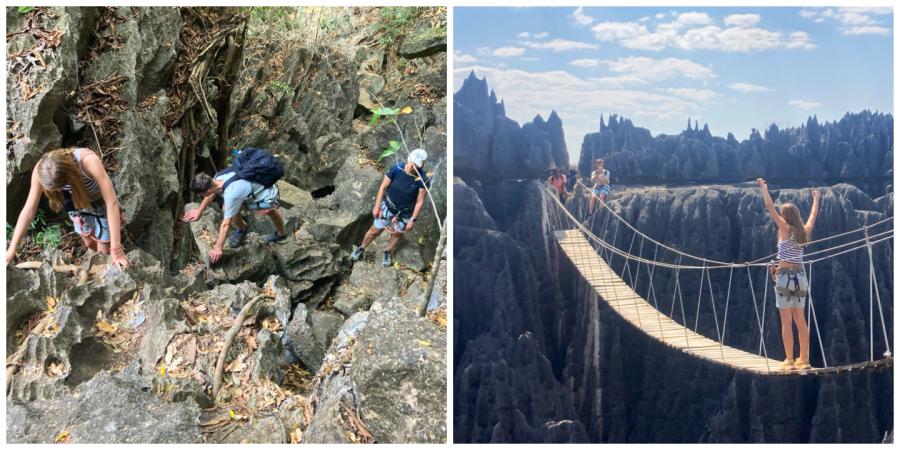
[547,168,568,203]
[757,178,820,371]
[588,158,611,215]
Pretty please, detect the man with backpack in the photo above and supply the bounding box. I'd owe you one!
[350,148,430,267]
[183,147,287,264]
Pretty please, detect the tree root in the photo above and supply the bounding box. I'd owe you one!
[212,293,273,397]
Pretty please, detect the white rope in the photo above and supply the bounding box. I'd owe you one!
[864,230,892,358]
[720,267,734,346]
[749,215,894,264]
[693,263,706,332]
[705,266,725,361]
[806,262,828,367]
[746,265,770,366]
[555,185,894,270]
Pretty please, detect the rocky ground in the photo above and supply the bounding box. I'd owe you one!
[7,6,446,444]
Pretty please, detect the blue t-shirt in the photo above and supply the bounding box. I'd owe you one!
[385,163,430,212]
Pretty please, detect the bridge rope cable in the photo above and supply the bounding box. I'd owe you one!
[864,228,893,359]
[549,185,891,371]
[745,265,771,370]
[749,216,894,264]
[554,188,893,271]
[570,180,894,270]
[720,267,734,346]
[806,262,828,367]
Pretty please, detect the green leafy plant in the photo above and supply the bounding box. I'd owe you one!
[270,80,292,96]
[371,7,421,47]
[17,6,35,14]
[34,224,62,249]
[378,140,400,162]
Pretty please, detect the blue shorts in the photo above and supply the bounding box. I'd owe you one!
[373,201,410,233]
[774,269,808,309]
[245,185,280,211]
[593,185,610,197]
[69,208,110,243]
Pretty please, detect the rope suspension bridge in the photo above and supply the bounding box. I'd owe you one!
[546,184,893,376]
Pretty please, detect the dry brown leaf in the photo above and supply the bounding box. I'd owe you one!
[53,430,71,443]
[95,319,117,335]
[46,361,66,377]
[290,427,303,443]
[261,316,282,332]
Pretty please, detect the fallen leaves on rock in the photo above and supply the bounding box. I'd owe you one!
[427,305,446,330]
[53,429,72,444]
[7,8,63,82]
[290,427,303,443]
[93,291,143,356]
[261,316,283,332]
[281,364,313,393]
[46,360,67,377]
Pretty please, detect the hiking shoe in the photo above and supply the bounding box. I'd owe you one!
[263,232,288,244]
[779,358,795,371]
[227,227,247,248]
[350,246,365,261]
[382,250,392,267]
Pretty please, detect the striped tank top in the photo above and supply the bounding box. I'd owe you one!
[777,238,803,264]
[63,148,103,203]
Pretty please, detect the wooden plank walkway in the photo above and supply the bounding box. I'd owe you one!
[555,229,893,376]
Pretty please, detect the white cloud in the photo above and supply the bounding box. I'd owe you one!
[724,14,761,28]
[638,16,651,23]
[572,6,594,26]
[590,15,818,52]
[517,32,530,38]
[533,32,549,39]
[570,58,601,68]
[493,47,525,57]
[676,12,712,26]
[799,7,893,35]
[454,52,479,64]
[664,88,717,102]
[592,21,649,41]
[655,13,666,20]
[730,82,770,93]
[789,100,822,109]
[453,65,713,154]
[845,25,891,35]
[603,56,716,82]
[521,38,598,52]
[476,47,492,56]
[785,31,816,49]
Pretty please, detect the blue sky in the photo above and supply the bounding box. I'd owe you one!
[454,7,893,161]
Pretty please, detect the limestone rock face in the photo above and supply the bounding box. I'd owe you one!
[577,112,892,197]
[7,369,202,444]
[454,72,566,179]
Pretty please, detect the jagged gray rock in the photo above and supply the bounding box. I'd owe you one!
[8,369,202,444]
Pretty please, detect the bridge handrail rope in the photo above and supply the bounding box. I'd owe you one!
[749,216,894,264]
[570,180,893,269]
[550,184,893,270]
[545,184,891,372]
